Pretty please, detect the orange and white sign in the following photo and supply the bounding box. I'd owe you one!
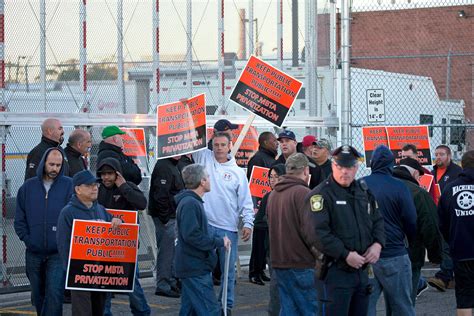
[107,209,138,224]
[230,56,302,127]
[418,174,434,192]
[156,94,207,158]
[386,126,432,165]
[249,166,271,200]
[65,220,139,292]
[120,128,147,157]
[362,126,389,167]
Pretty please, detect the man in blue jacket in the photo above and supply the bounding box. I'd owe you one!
[15,147,73,316]
[438,150,474,316]
[364,145,417,316]
[57,170,122,316]
[175,164,231,316]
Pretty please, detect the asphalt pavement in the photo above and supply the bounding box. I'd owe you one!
[0,264,457,316]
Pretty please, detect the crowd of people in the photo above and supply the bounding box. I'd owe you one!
[13,117,474,316]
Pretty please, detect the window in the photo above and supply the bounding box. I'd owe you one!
[450,119,465,145]
[420,115,433,137]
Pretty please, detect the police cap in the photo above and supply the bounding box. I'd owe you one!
[332,145,361,167]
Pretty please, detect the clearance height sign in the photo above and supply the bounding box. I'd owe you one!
[230,56,303,127]
[66,220,139,292]
[157,94,207,159]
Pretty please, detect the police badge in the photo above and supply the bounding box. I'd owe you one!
[310,195,324,212]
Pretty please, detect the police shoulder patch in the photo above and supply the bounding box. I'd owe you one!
[310,195,324,212]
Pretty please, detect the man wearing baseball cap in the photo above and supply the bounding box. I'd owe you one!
[207,119,239,150]
[314,139,332,178]
[97,126,142,185]
[57,170,122,316]
[275,131,323,189]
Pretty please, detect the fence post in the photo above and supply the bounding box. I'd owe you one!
[1,125,8,286]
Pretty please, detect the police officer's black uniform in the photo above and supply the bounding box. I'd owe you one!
[306,145,385,316]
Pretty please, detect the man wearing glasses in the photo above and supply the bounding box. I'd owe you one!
[306,145,385,316]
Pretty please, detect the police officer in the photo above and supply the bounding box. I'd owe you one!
[306,145,385,316]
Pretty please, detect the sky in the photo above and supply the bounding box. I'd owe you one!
[5,0,470,68]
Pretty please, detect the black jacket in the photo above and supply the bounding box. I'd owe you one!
[433,161,463,192]
[306,176,385,271]
[438,168,474,261]
[64,144,87,177]
[25,136,69,180]
[274,154,323,189]
[246,147,277,179]
[393,167,442,268]
[97,158,147,211]
[97,141,142,185]
[148,158,184,223]
[177,155,194,173]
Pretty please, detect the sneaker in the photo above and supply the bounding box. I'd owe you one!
[416,282,429,298]
[427,277,447,292]
[154,289,181,298]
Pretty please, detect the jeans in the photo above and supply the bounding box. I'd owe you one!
[25,251,65,316]
[179,273,221,316]
[316,265,370,316]
[268,259,281,316]
[153,218,178,291]
[207,225,238,309]
[274,268,317,316]
[104,267,151,316]
[368,254,415,316]
[72,290,107,316]
[434,238,454,283]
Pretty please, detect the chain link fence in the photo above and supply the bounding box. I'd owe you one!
[349,0,473,176]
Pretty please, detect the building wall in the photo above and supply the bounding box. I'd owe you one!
[349,5,473,125]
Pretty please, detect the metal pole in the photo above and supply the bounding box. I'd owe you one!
[218,0,224,113]
[40,0,46,111]
[248,0,254,56]
[24,64,29,93]
[80,0,88,112]
[187,0,192,98]
[446,48,452,99]
[118,0,126,113]
[291,0,298,67]
[330,0,341,146]
[277,0,283,70]
[152,0,160,112]
[0,0,5,111]
[312,0,318,119]
[0,125,7,285]
[305,0,313,119]
[341,0,352,145]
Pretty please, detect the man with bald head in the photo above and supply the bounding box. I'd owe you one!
[64,129,91,176]
[25,118,69,180]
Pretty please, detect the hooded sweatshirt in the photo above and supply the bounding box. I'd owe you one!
[15,148,73,255]
[438,168,474,261]
[364,145,417,258]
[56,194,113,268]
[393,167,442,268]
[266,175,315,269]
[174,190,225,278]
[97,141,142,185]
[192,149,254,231]
[97,157,147,211]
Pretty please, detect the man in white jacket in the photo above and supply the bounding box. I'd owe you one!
[193,131,254,315]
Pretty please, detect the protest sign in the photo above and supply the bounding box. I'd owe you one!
[361,126,389,167]
[249,166,271,200]
[120,128,147,157]
[66,220,139,292]
[418,174,434,192]
[433,184,441,205]
[107,209,138,224]
[386,126,432,165]
[156,94,207,159]
[230,56,302,127]
[207,125,259,168]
